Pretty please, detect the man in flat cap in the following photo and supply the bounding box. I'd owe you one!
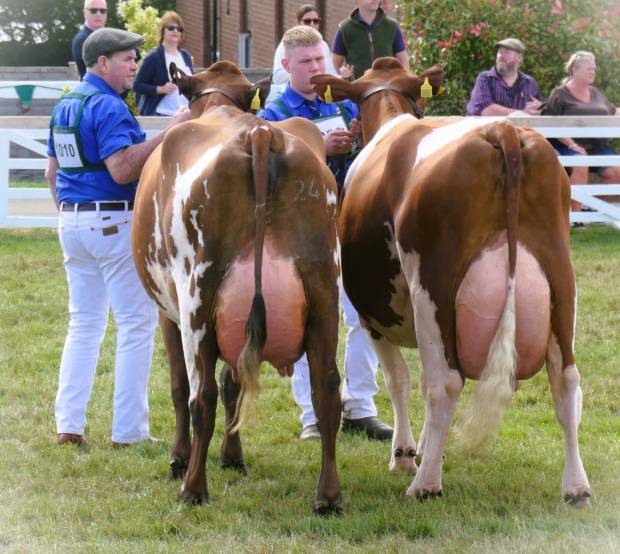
[46,28,190,448]
[466,37,544,115]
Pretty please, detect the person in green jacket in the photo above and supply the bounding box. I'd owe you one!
[332,0,410,80]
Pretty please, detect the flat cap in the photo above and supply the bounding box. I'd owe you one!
[83,28,145,67]
[495,38,525,54]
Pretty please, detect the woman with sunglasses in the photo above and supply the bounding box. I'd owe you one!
[134,11,194,116]
[271,5,345,88]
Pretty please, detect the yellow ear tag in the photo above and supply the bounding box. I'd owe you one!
[324,84,334,103]
[421,76,433,99]
[250,88,261,111]
[437,85,445,96]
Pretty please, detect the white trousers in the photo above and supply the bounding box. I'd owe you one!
[292,290,379,428]
[55,208,157,443]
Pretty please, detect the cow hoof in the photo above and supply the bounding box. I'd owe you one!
[220,459,248,476]
[564,490,591,509]
[167,458,189,481]
[178,489,208,505]
[313,496,342,517]
[390,447,417,472]
[407,486,443,501]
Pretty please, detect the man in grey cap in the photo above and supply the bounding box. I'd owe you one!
[46,28,190,448]
[466,37,544,116]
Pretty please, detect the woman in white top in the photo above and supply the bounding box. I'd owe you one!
[134,11,194,116]
[271,5,350,88]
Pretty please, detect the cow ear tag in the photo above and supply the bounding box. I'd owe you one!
[250,88,261,111]
[324,84,334,103]
[421,77,433,98]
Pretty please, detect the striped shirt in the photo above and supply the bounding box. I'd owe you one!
[466,67,542,115]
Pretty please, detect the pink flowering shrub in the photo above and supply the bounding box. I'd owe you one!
[399,0,620,115]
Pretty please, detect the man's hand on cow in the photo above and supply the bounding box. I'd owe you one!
[349,118,361,138]
[158,82,178,95]
[169,107,192,126]
[524,97,543,116]
[325,129,354,156]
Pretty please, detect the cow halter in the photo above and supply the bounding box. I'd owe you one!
[358,85,424,119]
[189,87,245,110]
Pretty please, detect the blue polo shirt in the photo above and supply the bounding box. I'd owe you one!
[47,73,146,203]
[258,85,358,187]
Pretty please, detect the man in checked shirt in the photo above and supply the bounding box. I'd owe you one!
[466,37,544,116]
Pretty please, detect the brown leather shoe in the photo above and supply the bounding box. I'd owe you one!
[341,416,393,442]
[57,433,84,446]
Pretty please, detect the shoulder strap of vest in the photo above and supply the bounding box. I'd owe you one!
[272,97,293,119]
[50,89,102,129]
[336,102,351,128]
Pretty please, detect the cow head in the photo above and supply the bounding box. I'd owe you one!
[170,60,272,118]
[311,58,444,143]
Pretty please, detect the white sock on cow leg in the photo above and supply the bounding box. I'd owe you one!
[371,336,416,472]
[546,335,591,506]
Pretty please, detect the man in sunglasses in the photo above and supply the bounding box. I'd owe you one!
[72,0,108,79]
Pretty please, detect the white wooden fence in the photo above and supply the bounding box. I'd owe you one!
[1,115,619,228]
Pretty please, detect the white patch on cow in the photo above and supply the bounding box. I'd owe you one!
[168,144,222,404]
[344,113,416,190]
[151,191,163,252]
[203,177,210,199]
[414,117,504,168]
[189,209,204,248]
[326,189,337,208]
[146,259,179,322]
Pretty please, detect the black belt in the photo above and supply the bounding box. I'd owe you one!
[61,201,134,212]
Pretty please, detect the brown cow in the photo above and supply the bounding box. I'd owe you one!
[311,58,591,506]
[132,61,342,514]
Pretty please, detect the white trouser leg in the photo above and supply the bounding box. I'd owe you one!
[291,353,315,428]
[55,211,109,435]
[341,290,379,419]
[88,212,157,443]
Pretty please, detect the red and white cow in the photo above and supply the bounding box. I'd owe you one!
[132,61,342,514]
[311,58,591,506]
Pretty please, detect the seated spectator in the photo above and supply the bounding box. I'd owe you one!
[272,5,341,86]
[332,0,409,80]
[466,38,544,116]
[546,51,620,192]
[133,11,194,116]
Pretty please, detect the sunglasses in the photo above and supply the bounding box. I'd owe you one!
[87,8,107,14]
[301,18,321,25]
[166,25,184,32]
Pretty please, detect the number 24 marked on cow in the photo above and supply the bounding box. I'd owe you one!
[294,180,320,203]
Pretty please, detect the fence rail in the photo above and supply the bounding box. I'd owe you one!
[1,115,619,228]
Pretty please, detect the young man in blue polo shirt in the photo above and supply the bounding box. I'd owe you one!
[46,28,190,447]
[259,25,393,442]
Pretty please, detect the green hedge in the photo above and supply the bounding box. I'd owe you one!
[399,0,620,115]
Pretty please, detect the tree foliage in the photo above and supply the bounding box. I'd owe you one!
[399,0,620,115]
[0,0,174,66]
[117,0,161,53]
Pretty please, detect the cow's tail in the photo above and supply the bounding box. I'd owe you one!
[232,123,284,433]
[452,121,521,453]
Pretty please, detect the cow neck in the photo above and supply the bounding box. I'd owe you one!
[359,87,421,145]
[189,87,245,111]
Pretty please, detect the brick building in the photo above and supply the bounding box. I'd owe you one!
[176,1,400,69]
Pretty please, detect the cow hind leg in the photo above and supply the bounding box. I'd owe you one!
[407,291,464,500]
[547,334,591,507]
[178,330,219,505]
[305,306,342,516]
[219,363,247,475]
[370,335,417,473]
[159,314,191,480]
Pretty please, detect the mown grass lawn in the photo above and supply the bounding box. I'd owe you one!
[0,227,618,553]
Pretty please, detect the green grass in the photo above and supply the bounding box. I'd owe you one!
[1,227,619,553]
[8,180,47,189]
